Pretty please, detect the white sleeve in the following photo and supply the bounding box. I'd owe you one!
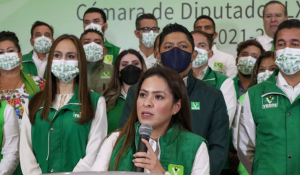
[191,142,210,175]
[232,99,242,150]
[220,78,237,128]
[0,104,20,175]
[19,99,43,175]
[90,132,120,171]
[73,96,108,172]
[237,92,256,174]
[225,55,238,79]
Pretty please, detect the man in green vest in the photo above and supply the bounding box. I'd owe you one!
[238,19,300,175]
[22,21,54,78]
[120,23,229,175]
[83,7,121,65]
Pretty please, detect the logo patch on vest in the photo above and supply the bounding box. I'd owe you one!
[262,95,278,109]
[103,55,113,65]
[73,112,80,118]
[100,71,112,79]
[213,62,223,71]
[191,102,200,110]
[168,164,184,175]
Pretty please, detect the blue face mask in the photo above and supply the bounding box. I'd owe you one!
[160,47,192,73]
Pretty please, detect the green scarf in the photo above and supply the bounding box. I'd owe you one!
[20,70,40,95]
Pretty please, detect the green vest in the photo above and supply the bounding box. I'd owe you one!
[248,69,300,175]
[31,85,101,173]
[22,50,47,78]
[103,40,120,66]
[107,95,125,134]
[0,101,6,161]
[203,66,228,89]
[110,122,206,174]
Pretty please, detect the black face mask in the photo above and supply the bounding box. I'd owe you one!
[120,65,142,85]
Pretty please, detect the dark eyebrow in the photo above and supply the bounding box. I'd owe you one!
[178,41,188,44]
[7,47,14,50]
[67,52,77,55]
[277,39,285,43]
[54,51,62,54]
[292,39,300,42]
[197,42,207,45]
[83,38,91,41]
[140,89,166,94]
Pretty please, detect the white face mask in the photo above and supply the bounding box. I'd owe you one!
[237,56,256,75]
[51,60,79,83]
[275,47,300,75]
[83,42,104,62]
[192,47,209,68]
[141,30,159,47]
[34,36,52,53]
[0,53,20,70]
[257,70,274,83]
[85,23,103,34]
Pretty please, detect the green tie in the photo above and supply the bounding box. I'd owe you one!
[271,40,274,51]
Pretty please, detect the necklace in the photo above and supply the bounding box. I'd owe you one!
[0,75,21,100]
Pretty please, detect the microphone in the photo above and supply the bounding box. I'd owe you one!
[134,123,153,172]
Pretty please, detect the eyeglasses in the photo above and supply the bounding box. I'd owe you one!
[137,27,160,33]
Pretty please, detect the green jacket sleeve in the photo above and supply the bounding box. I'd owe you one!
[208,90,229,175]
[119,84,137,128]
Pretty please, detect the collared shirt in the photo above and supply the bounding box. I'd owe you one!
[256,34,273,51]
[137,48,157,69]
[183,76,188,87]
[121,87,127,99]
[209,45,237,79]
[196,66,208,80]
[32,51,48,77]
[237,72,300,174]
[91,131,210,175]
[238,79,247,97]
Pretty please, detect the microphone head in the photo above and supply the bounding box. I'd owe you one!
[139,123,153,136]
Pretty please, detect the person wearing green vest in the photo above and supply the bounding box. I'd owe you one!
[83,7,121,66]
[233,39,265,99]
[119,23,229,175]
[22,21,54,78]
[0,101,20,174]
[103,49,146,134]
[191,30,236,127]
[91,67,209,174]
[80,29,112,94]
[20,34,107,174]
[237,19,300,175]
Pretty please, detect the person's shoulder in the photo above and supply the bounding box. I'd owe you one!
[22,50,34,61]
[104,39,121,49]
[194,77,222,93]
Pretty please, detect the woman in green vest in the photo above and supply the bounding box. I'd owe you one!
[103,49,147,134]
[0,101,19,174]
[0,31,44,126]
[20,34,107,174]
[91,67,209,174]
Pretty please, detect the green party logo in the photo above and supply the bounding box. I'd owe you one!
[191,101,200,110]
[213,62,223,71]
[262,95,278,109]
[104,55,113,65]
[168,164,184,175]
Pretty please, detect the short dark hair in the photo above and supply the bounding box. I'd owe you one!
[135,13,157,29]
[263,1,287,17]
[0,31,21,53]
[193,15,216,31]
[83,7,107,23]
[79,29,104,41]
[159,23,195,52]
[236,39,265,57]
[190,30,213,49]
[274,19,300,49]
[30,21,54,39]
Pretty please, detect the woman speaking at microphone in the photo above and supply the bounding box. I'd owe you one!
[91,67,210,175]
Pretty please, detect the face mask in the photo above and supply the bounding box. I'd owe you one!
[34,36,52,53]
[83,42,104,62]
[161,47,192,73]
[142,30,159,47]
[192,47,209,68]
[120,65,142,85]
[51,60,79,83]
[85,23,103,34]
[275,47,300,75]
[257,70,274,84]
[237,56,256,75]
[0,53,20,70]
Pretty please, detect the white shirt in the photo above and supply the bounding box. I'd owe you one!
[209,45,237,79]
[20,95,108,175]
[32,51,48,77]
[0,104,20,175]
[256,35,273,51]
[91,132,210,175]
[237,72,300,174]
[137,48,157,69]
[197,66,237,127]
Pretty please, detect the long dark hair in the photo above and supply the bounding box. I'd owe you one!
[103,49,147,111]
[29,34,94,125]
[111,67,192,170]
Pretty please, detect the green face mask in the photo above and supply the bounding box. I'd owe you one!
[275,47,300,75]
[237,56,256,75]
[34,36,52,53]
[0,53,20,70]
[51,60,79,83]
